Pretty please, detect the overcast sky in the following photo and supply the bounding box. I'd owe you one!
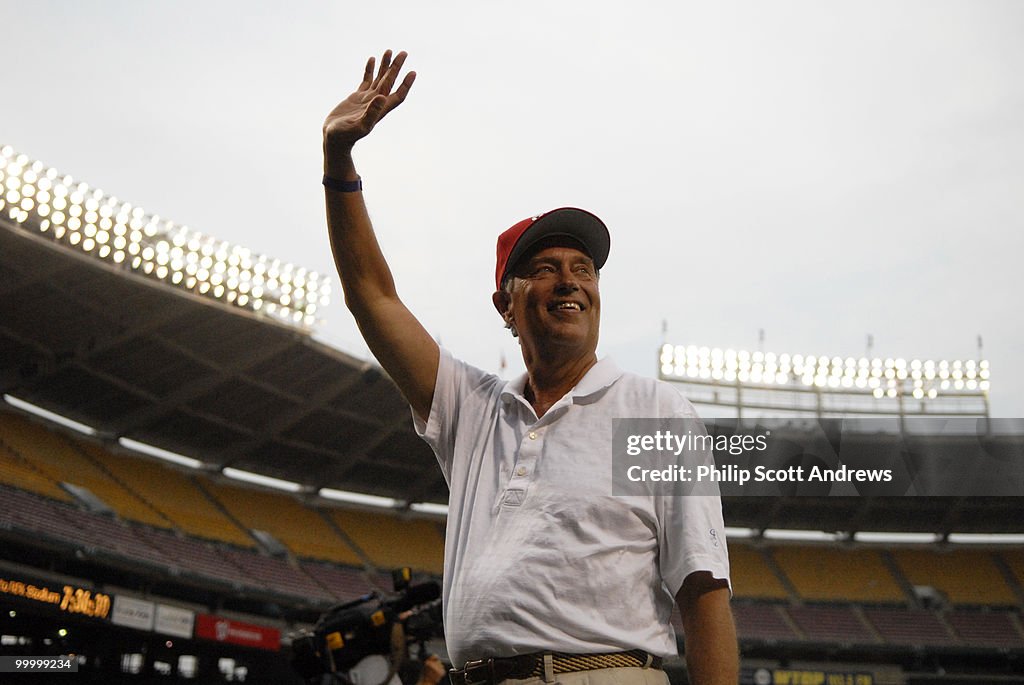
[4,1,1023,416]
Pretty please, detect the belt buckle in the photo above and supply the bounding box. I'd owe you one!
[459,659,495,685]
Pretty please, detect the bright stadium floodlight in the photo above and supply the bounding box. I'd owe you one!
[853,531,942,544]
[763,529,842,542]
[410,502,450,516]
[658,342,990,420]
[947,533,1024,545]
[319,488,400,509]
[0,145,332,332]
[3,394,99,436]
[222,467,303,493]
[118,437,204,469]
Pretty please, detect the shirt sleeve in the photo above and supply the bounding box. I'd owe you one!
[412,347,500,485]
[412,347,458,483]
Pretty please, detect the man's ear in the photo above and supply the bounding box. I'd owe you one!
[492,290,511,324]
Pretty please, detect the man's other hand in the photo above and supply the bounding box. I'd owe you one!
[416,655,447,685]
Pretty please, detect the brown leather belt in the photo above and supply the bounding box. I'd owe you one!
[449,650,663,685]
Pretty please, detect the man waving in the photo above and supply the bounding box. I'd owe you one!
[323,50,738,685]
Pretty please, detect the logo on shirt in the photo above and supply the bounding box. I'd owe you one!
[502,489,525,507]
[709,528,720,548]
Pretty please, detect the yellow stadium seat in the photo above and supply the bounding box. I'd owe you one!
[773,546,907,603]
[331,509,444,575]
[728,544,791,599]
[204,480,362,563]
[893,548,1016,606]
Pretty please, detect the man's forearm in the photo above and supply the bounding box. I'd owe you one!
[324,148,400,313]
[322,144,439,421]
[683,594,738,685]
[677,576,738,685]
[324,144,359,182]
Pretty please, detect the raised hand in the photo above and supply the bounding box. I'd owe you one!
[322,49,438,425]
[323,50,416,155]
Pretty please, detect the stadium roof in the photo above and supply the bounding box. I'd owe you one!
[0,219,447,505]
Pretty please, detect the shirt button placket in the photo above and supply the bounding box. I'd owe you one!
[513,428,541,481]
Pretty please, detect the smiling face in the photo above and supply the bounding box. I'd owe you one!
[493,237,601,362]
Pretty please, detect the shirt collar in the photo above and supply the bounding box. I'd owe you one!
[500,356,623,403]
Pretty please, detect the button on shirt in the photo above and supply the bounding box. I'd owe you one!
[413,348,730,667]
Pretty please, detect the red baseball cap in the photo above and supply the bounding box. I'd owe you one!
[494,207,610,291]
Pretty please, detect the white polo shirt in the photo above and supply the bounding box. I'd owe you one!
[414,349,730,667]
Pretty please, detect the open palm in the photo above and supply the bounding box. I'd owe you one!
[324,50,416,151]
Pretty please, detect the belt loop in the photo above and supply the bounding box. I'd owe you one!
[543,654,554,683]
[642,653,653,669]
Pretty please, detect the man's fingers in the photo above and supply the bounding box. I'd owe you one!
[378,51,408,94]
[392,71,416,104]
[379,71,415,119]
[361,56,375,88]
[373,49,393,87]
[324,50,413,149]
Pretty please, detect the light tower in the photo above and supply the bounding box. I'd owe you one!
[0,145,330,331]
[658,343,990,422]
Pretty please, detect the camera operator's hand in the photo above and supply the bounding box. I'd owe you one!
[416,655,446,685]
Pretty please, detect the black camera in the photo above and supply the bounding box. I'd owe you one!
[291,568,443,684]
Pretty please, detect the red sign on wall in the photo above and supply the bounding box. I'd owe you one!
[195,614,280,651]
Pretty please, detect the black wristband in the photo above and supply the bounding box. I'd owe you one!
[323,175,362,192]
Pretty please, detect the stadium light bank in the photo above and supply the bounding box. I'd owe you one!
[658,343,990,421]
[0,145,331,331]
